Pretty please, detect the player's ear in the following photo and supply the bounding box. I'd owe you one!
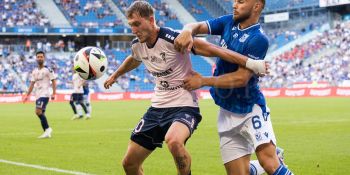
[149,15,155,24]
[254,2,263,12]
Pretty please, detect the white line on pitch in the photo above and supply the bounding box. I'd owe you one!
[0,159,94,175]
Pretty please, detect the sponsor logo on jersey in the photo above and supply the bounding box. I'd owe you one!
[239,33,250,42]
[150,68,173,77]
[158,84,184,91]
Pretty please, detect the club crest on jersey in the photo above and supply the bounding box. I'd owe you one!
[232,26,237,31]
[233,33,238,39]
[239,34,249,42]
[255,132,262,141]
[160,52,166,63]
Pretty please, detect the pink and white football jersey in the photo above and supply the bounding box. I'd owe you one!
[131,27,198,108]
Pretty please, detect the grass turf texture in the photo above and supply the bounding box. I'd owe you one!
[0,98,349,174]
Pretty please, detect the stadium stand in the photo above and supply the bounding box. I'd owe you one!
[260,21,350,88]
[178,0,213,21]
[113,0,182,29]
[0,0,50,27]
[55,0,122,28]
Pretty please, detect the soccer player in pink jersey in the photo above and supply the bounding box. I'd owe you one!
[23,51,56,139]
[104,1,267,175]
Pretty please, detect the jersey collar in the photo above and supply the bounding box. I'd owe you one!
[237,23,260,31]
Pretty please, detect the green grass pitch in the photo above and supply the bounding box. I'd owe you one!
[0,98,349,174]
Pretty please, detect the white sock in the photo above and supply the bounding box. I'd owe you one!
[250,160,265,175]
[76,104,83,116]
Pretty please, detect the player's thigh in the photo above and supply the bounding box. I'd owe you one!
[123,140,153,166]
[224,154,251,175]
[240,105,276,150]
[165,121,190,144]
[35,97,48,115]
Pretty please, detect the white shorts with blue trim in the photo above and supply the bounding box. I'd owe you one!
[218,104,277,164]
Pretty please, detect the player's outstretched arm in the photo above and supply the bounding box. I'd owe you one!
[184,67,253,90]
[192,38,267,75]
[174,22,208,53]
[104,55,141,89]
[23,81,35,103]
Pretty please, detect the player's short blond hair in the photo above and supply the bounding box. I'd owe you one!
[126,0,155,19]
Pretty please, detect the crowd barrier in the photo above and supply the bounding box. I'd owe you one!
[1,87,350,103]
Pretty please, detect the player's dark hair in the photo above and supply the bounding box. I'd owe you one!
[126,0,154,19]
[36,51,45,56]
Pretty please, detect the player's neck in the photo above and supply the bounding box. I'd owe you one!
[38,64,44,69]
[238,18,259,30]
[146,27,160,48]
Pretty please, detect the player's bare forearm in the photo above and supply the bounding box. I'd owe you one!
[193,39,267,75]
[203,68,253,88]
[104,55,141,89]
[26,82,35,96]
[193,39,247,66]
[23,82,35,102]
[51,80,56,97]
[184,67,253,90]
[182,22,208,35]
[202,74,246,88]
[112,55,141,80]
[175,22,208,53]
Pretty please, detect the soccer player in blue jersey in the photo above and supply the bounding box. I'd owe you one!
[175,0,294,175]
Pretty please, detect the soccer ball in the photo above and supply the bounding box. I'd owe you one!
[73,46,108,80]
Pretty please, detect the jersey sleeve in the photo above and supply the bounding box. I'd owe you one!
[206,15,233,35]
[244,34,269,60]
[30,70,35,82]
[131,38,142,62]
[47,68,56,80]
[131,48,141,62]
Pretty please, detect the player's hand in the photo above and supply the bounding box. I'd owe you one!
[174,29,193,54]
[23,95,28,103]
[257,61,270,77]
[104,75,116,89]
[51,94,55,100]
[184,71,203,91]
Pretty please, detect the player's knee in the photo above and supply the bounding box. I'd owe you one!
[35,110,42,116]
[165,136,184,153]
[122,157,139,171]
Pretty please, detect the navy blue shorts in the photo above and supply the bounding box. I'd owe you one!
[131,106,202,150]
[36,97,49,111]
[71,93,83,102]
